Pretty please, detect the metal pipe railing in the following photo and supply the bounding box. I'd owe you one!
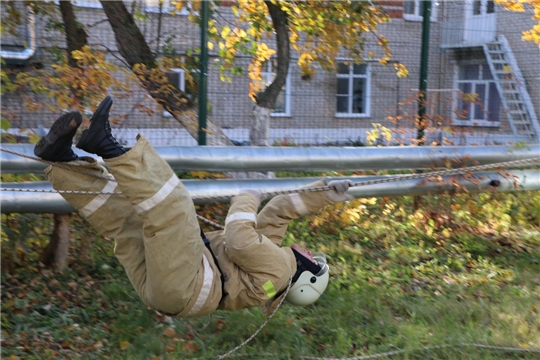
[2,171,539,214]
[2,144,539,173]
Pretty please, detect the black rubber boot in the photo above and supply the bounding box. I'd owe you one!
[34,111,82,162]
[76,96,126,159]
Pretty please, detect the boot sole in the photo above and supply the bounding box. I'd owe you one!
[76,96,113,152]
[34,112,82,159]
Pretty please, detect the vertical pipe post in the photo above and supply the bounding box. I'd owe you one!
[417,0,432,146]
[198,0,210,146]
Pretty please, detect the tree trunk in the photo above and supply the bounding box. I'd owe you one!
[243,1,290,178]
[58,0,88,68]
[39,1,90,270]
[99,0,233,146]
[41,214,71,271]
[256,1,290,109]
[252,1,290,138]
[250,106,271,147]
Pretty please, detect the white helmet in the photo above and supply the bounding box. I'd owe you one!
[286,252,330,307]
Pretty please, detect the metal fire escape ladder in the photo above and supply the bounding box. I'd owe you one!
[483,35,540,142]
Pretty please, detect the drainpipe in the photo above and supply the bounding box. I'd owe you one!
[0,7,36,64]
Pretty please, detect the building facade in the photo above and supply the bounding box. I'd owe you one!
[2,0,539,146]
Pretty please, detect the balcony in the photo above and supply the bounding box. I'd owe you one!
[441,16,496,48]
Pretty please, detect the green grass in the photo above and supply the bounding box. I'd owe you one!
[2,191,540,359]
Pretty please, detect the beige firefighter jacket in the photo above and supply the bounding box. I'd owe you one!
[207,177,349,315]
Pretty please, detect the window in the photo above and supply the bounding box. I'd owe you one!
[454,63,500,126]
[256,59,291,116]
[335,61,371,117]
[72,0,102,8]
[145,0,189,15]
[473,0,495,15]
[73,0,189,14]
[403,0,438,22]
[163,68,186,117]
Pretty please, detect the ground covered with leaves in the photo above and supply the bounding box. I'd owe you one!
[2,189,540,360]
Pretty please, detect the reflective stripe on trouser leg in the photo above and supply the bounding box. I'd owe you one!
[186,253,214,316]
[104,135,205,315]
[45,159,150,306]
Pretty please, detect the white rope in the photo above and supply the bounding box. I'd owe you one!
[210,273,294,360]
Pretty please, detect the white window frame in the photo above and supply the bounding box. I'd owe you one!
[72,0,189,15]
[72,0,102,8]
[403,0,438,22]
[471,0,495,16]
[163,68,186,117]
[335,60,371,118]
[452,62,500,127]
[145,0,189,15]
[260,60,292,117]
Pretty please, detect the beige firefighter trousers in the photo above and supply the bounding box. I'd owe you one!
[45,135,205,315]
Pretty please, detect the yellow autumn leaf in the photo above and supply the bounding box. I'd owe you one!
[174,0,184,13]
[221,26,231,38]
[237,29,247,38]
[441,228,452,238]
[190,171,210,179]
[394,63,409,78]
[207,41,214,50]
[119,341,130,350]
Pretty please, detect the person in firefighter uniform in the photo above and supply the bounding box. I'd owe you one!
[34,96,354,318]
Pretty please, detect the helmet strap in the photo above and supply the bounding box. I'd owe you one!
[291,248,323,283]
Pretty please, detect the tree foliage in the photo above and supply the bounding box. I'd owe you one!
[174,0,399,103]
[1,0,400,146]
[495,0,540,47]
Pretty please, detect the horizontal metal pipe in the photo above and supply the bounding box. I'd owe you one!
[2,171,538,214]
[1,144,539,173]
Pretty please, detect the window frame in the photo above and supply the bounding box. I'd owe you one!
[72,0,189,15]
[260,60,292,117]
[471,0,495,16]
[335,60,371,118]
[452,62,501,127]
[163,68,186,117]
[403,0,438,22]
[71,0,102,8]
[145,0,189,15]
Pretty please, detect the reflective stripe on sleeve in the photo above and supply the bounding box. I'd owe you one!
[262,280,277,299]
[225,212,257,225]
[288,193,309,215]
[133,174,180,214]
[186,253,214,317]
[79,180,118,217]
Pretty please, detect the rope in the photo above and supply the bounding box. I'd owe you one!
[0,147,114,181]
[210,273,294,360]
